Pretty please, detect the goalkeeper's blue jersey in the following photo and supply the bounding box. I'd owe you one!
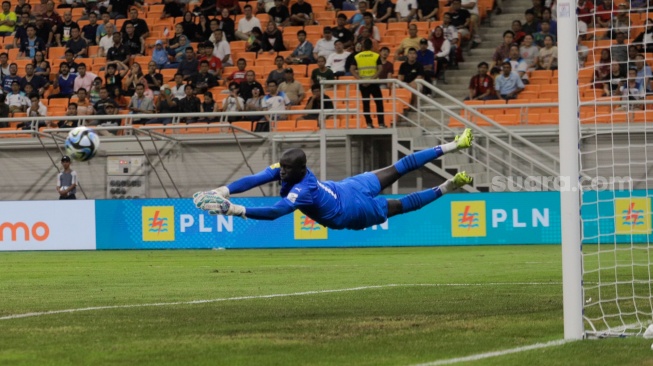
[275,166,387,230]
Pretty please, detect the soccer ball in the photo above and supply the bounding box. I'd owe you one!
[65,126,100,162]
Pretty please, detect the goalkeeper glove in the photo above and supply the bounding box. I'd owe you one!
[208,203,246,218]
[199,195,246,218]
[193,186,230,208]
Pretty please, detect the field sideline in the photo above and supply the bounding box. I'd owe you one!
[1,246,651,365]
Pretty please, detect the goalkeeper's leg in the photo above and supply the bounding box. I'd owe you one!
[387,172,473,218]
[373,128,473,191]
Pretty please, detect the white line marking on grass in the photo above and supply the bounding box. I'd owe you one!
[0,282,561,321]
[412,339,574,366]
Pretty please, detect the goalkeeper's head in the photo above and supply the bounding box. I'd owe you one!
[279,148,307,184]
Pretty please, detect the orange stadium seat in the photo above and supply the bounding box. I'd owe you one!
[275,120,296,132]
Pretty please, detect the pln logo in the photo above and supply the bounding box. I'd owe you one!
[293,210,327,240]
[142,206,175,241]
[615,198,651,235]
[451,201,487,237]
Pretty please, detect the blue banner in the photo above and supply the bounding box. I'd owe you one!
[581,190,652,244]
[95,192,565,249]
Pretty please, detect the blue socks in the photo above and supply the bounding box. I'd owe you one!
[399,187,443,213]
[394,146,444,175]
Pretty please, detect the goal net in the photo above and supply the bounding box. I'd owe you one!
[576,0,653,337]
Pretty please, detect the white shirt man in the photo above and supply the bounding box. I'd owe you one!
[236,10,261,40]
[212,35,232,66]
[98,25,115,57]
[222,95,245,112]
[263,84,291,121]
[395,0,418,19]
[326,42,351,75]
[313,31,336,59]
[6,91,28,110]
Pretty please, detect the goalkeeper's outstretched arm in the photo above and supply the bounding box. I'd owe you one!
[243,199,295,220]
[226,164,281,194]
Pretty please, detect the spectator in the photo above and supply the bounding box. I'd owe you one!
[212,29,232,66]
[398,47,424,92]
[19,25,47,60]
[286,30,314,64]
[196,14,212,40]
[465,61,496,100]
[290,0,314,26]
[512,20,526,45]
[633,19,653,52]
[95,12,112,43]
[260,80,290,131]
[461,0,481,45]
[120,8,149,39]
[81,12,98,46]
[123,23,144,59]
[278,68,305,105]
[417,0,438,21]
[124,62,147,96]
[347,1,368,30]
[449,0,471,42]
[577,0,594,28]
[66,27,88,58]
[313,27,336,60]
[537,35,558,70]
[522,9,539,35]
[33,15,52,46]
[218,8,236,41]
[267,56,286,85]
[492,30,514,67]
[528,0,545,20]
[533,20,555,47]
[97,22,116,58]
[0,1,17,37]
[151,40,171,69]
[245,26,264,53]
[611,31,628,74]
[176,84,201,122]
[392,0,416,22]
[520,34,539,71]
[634,54,653,89]
[217,0,240,15]
[431,27,451,81]
[108,0,134,20]
[107,32,130,64]
[171,35,191,63]
[73,88,94,115]
[55,11,79,46]
[8,12,31,50]
[268,0,290,27]
[127,83,154,124]
[604,62,626,96]
[2,63,20,93]
[372,0,395,23]
[0,95,8,124]
[27,93,47,118]
[257,0,275,14]
[33,51,51,80]
[594,0,617,28]
[351,38,386,128]
[261,21,286,53]
[144,61,164,95]
[344,42,361,77]
[332,13,354,49]
[354,12,381,43]
[112,86,129,109]
[62,49,79,73]
[89,78,102,103]
[166,23,186,56]
[244,86,266,123]
[200,91,217,119]
[95,103,121,135]
[162,0,184,19]
[441,13,459,67]
[239,70,264,101]
[104,61,128,96]
[171,73,186,99]
[7,81,29,113]
[58,103,79,129]
[326,40,351,77]
[610,3,630,39]
[504,44,529,84]
[416,38,435,89]
[221,81,244,122]
[236,4,261,40]
[540,7,558,36]
[21,63,50,96]
[48,62,77,99]
[190,60,219,94]
[310,56,335,87]
[495,62,524,100]
[396,23,421,61]
[147,85,176,124]
[303,85,333,120]
[617,68,645,110]
[177,47,199,80]
[198,42,223,77]
[93,87,117,115]
[378,46,394,84]
[227,58,248,83]
[56,156,77,200]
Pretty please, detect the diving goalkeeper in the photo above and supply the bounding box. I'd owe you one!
[194,128,474,230]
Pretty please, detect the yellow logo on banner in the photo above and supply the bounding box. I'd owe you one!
[451,201,487,237]
[615,197,651,235]
[293,210,328,240]
[142,206,175,241]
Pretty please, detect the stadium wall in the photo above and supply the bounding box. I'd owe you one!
[2,191,649,251]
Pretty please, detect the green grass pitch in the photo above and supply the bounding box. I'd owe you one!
[0,245,652,366]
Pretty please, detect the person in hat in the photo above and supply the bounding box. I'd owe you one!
[57,155,78,200]
[278,67,304,105]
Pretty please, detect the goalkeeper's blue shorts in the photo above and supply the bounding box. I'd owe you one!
[336,172,389,230]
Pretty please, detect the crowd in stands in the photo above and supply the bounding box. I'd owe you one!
[0,0,497,132]
[466,0,653,114]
